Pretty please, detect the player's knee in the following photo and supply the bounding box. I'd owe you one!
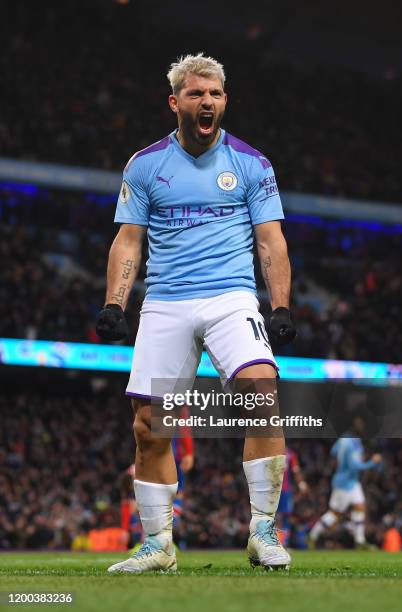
[321,510,338,527]
[133,413,170,455]
[351,510,365,523]
[131,399,153,442]
[133,412,152,444]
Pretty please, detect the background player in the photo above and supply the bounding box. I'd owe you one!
[120,464,142,546]
[96,53,296,574]
[172,423,194,544]
[276,447,308,547]
[309,417,382,548]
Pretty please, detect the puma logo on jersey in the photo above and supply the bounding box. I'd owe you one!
[156,175,173,188]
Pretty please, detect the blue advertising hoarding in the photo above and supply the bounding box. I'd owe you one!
[1,338,401,381]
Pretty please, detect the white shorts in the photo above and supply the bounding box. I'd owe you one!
[126,290,278,399]
[329,483,365,513]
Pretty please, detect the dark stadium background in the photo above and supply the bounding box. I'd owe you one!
[0,0,401,551]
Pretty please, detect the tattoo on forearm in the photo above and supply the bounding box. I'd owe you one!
[112,285,127,305]
[121,259,136,280]
[262,256,272,293]
[111,260,137,305]
[262,256,271,275]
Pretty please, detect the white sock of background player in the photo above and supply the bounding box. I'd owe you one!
[310,509,338,541]
[351,510,366,544]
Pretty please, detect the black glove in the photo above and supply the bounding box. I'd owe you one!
[268,307,296,346]
[96,304,129,341]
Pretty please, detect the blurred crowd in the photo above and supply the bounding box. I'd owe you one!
[182,437,401,550]
[1,186,401,363]
[281,221,402,363]
[0,383,400,550]
[1,2,402,204]
[0,385,131,550]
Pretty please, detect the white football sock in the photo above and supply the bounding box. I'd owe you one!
[351,510,366,544]
[243,455,286,533]
[134,479,178,543]
[310,510,337,541]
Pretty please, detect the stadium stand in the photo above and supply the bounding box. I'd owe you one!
[0,374,400,550]
[2,2,402,204]
[1,186,401,361]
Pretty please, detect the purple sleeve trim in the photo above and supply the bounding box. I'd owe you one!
[227,358,279,382]
[222,133,272,169]
[126,392,163,402]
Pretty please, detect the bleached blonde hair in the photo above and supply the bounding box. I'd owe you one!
[167,53,226,94]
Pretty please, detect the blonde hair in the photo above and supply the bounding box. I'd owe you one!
[167,53,226,94]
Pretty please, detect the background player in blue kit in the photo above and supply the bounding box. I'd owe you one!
[309,417,382,548]
[96,53,296,573]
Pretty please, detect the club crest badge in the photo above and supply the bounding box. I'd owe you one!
[217,171,238,191]
[119,180,131,204]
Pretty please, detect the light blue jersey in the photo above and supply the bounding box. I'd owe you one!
[114,129,284,300]
[331,438,376,491]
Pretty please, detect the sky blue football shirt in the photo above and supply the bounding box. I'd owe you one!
[114,128,284,300]
[330,438,376,491]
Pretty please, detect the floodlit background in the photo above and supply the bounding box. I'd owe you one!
[0,0,401,552]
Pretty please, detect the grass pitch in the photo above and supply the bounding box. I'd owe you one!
[1,550,401,612]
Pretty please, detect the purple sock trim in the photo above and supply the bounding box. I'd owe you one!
[227,359,279,382]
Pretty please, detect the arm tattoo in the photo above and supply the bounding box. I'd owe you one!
[111,285,127,305]
[111,259,137,305]
[121,259,136,280]
[262,256,272,276]
[262,256,272,293]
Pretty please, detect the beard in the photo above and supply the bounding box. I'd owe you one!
[179,108,225,147]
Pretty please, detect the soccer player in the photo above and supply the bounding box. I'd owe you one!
[171,425,194,538]
[96,54,296,573]
[276,447,308,546]
[309,418,382,548]
[120,464,143,546]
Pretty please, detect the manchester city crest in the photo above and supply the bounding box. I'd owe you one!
[217,171,238,191]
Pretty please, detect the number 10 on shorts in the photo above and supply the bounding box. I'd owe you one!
[247,317,270,348]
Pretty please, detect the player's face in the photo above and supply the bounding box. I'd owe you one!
[169,74,227,146]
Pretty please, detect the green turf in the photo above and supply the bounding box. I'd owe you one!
[0,550,401,612]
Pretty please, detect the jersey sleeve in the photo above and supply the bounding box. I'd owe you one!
[330,440,340,457]
[114,158,150,226]
[350,450,376,471]
[247,156,284,225]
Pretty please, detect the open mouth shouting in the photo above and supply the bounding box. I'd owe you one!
[197,111,215,137]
